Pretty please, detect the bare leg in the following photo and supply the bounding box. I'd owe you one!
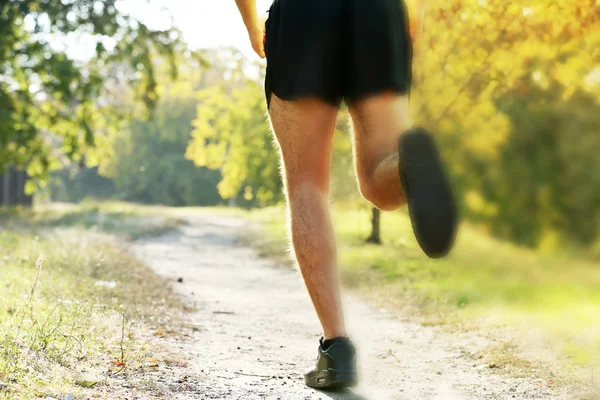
[350,91,458,258]
[268,94,346,339]
[349,91,412,211]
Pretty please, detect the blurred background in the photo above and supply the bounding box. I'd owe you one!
[1,0,599,397]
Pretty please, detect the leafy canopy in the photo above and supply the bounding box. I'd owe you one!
[412,0,600,246]
[0,0,183,188]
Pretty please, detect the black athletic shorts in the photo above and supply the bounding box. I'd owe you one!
[264,0,413,108]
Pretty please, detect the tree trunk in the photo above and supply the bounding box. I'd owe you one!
[366,207,382,245]
[1,169,10,206]
[0,167,32,206]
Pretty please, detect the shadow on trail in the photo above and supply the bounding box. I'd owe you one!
[316,389,368,400]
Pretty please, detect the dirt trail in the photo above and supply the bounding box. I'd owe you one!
[132,215,568,400]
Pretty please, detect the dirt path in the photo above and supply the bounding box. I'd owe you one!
[132,215,567,400]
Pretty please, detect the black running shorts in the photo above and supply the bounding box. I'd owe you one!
[264,0,413,108]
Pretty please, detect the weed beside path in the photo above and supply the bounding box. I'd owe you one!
[0,204,187,399]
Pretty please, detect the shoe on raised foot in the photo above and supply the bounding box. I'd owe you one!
[398,127,458,258]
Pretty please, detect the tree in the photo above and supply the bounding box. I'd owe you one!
[0,0,183,188]
[67,53,220,206]
[0,167,32,206]
[46,166,115,203]
[366,208,382,245]
[411,0,600,247]
[186,70,283,208]
[491,81,600,246]
[103,73,223,206]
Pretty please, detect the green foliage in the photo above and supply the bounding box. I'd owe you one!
[187,78,283,207]
[105,81,223,207]
[0,0,184,184]
[47,166,116,203]
[492,83,600,246]
[46,56,226,207]
[413,0,600,247]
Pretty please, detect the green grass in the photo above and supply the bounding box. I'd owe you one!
[239,205,600,374]
[4,201,595,394]
[0,201,184,240]
[0,204,185,399]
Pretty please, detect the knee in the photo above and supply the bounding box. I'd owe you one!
[358,180,402,212]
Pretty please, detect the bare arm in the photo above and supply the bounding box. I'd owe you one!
[235,0,259,33]
[235,0,266,58]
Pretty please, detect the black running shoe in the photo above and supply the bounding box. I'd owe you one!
[399,127,458,258]
[304,337,358,390]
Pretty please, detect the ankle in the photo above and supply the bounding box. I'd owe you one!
[323,329,347,341]
[321,336,352,350]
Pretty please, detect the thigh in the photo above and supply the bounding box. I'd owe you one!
[349,92,411,179]
[346,0,413,102]
[269,94,338,191]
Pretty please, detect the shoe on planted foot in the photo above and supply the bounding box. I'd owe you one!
[304,337,358,390]
[398,127,458,259]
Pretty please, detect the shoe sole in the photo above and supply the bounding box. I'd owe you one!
[399,128,458,258]
[305,369,358,390]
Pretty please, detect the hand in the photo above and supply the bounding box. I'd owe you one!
[408,0,424,43]
[247,17,267,59]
